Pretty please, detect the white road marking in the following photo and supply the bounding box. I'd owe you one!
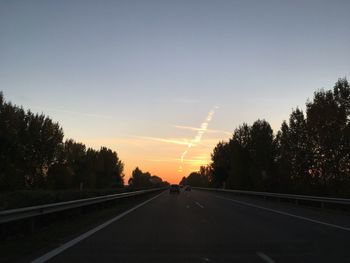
[215,195,350,232]
[256,252,275,263]
[31,191,166,263]
[195,201,204,208]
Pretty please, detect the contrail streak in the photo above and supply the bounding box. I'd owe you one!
[178,106,218,172]
[173,125,231,136]
[132,136,191,146]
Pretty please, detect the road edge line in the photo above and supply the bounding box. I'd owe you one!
[31,191,165,263]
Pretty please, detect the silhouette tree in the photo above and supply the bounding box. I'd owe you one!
[0,92,124,191]
[210,141,231,187]
[306,80,349,195]
[128,167,168,188]
[225,138,251,190]
[150,175,169,187]
[95,147,124,188]
[179,176,187,185]
[199,165,212,186]
[209,120,275,191]
[246,120,276,190]
[276,109,311,193]
[0,94,64,190]
[128,167,152,188]
[47,163,74,189]
[206,78,350,197]
[0,94,25,190]
[62,139,87,187]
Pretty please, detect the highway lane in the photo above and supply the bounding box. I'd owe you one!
[39,189,350,263]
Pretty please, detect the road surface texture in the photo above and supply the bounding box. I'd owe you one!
[36,189,350,263]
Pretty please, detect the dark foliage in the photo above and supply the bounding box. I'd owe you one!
[199,78,350,197]
[179,166,211,187]
[128,167,169,188]
[0,92,124,191]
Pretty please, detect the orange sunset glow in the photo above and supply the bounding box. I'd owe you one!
[77,113,232,184]
[2,2,350,262]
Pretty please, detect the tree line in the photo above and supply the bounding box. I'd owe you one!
[183,78,350,197]
[180,166,211,187]
[128,167,169,188]
[0,92,124,191]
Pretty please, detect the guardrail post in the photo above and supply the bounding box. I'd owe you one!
[321,202,324,209]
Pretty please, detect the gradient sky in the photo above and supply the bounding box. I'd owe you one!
[1,0,349,183]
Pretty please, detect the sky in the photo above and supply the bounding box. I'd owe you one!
[1,0,349,184]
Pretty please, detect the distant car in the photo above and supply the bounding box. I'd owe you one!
[169,184,180,194]
[185,185,191,191]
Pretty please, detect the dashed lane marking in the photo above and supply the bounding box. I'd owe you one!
[195,201,204,208]
[257,252,276,263]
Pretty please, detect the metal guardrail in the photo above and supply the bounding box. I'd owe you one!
[0,188,166,224]
[194,187,350,206]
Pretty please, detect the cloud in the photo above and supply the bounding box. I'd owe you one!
[173,125,231,135]
[132,136,192,146]
[147,158,179,162]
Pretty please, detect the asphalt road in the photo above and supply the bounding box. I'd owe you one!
[37,189,350,263]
